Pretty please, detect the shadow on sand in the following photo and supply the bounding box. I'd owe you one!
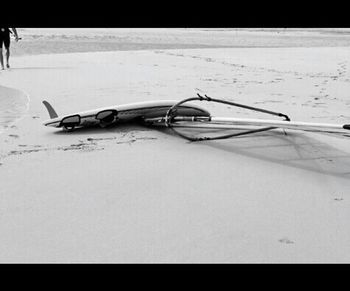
[50,122,153,136]
[157,127,350,180]
[49,123,350,180]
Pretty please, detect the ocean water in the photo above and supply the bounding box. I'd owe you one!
[10,28,350,57]
[0,85,29,134]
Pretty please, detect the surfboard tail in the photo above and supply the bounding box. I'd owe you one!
[42,100,58,119]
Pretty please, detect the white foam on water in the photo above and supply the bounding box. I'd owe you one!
[0,85,30,134]
[12,28,350,57]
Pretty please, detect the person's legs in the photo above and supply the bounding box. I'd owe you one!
[4,36,10,68]
[0,47,4,70]
[5,47,10,68]
[0,35,4,69]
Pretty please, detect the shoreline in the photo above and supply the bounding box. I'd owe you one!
[10,28,350,58]
[0,85,30,135]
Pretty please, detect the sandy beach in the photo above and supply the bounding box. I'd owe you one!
[1,28,350,263]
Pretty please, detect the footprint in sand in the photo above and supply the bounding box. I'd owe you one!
[9,149,41,155]
[278,238,294,244]
[87,137,116,142]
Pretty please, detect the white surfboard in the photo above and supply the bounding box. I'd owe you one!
[42,100,210,130]
[43,97,350,141]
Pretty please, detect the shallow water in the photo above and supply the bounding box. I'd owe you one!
[11,28,350,57]
[0,85,29,134]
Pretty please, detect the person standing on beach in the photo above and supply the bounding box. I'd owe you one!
[0,28,19,70]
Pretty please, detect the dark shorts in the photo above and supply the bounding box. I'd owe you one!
[0,32,10,49]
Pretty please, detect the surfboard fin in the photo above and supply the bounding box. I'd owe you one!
[42,100,58,119]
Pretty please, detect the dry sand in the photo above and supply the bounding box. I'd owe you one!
[1,29,350,262]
